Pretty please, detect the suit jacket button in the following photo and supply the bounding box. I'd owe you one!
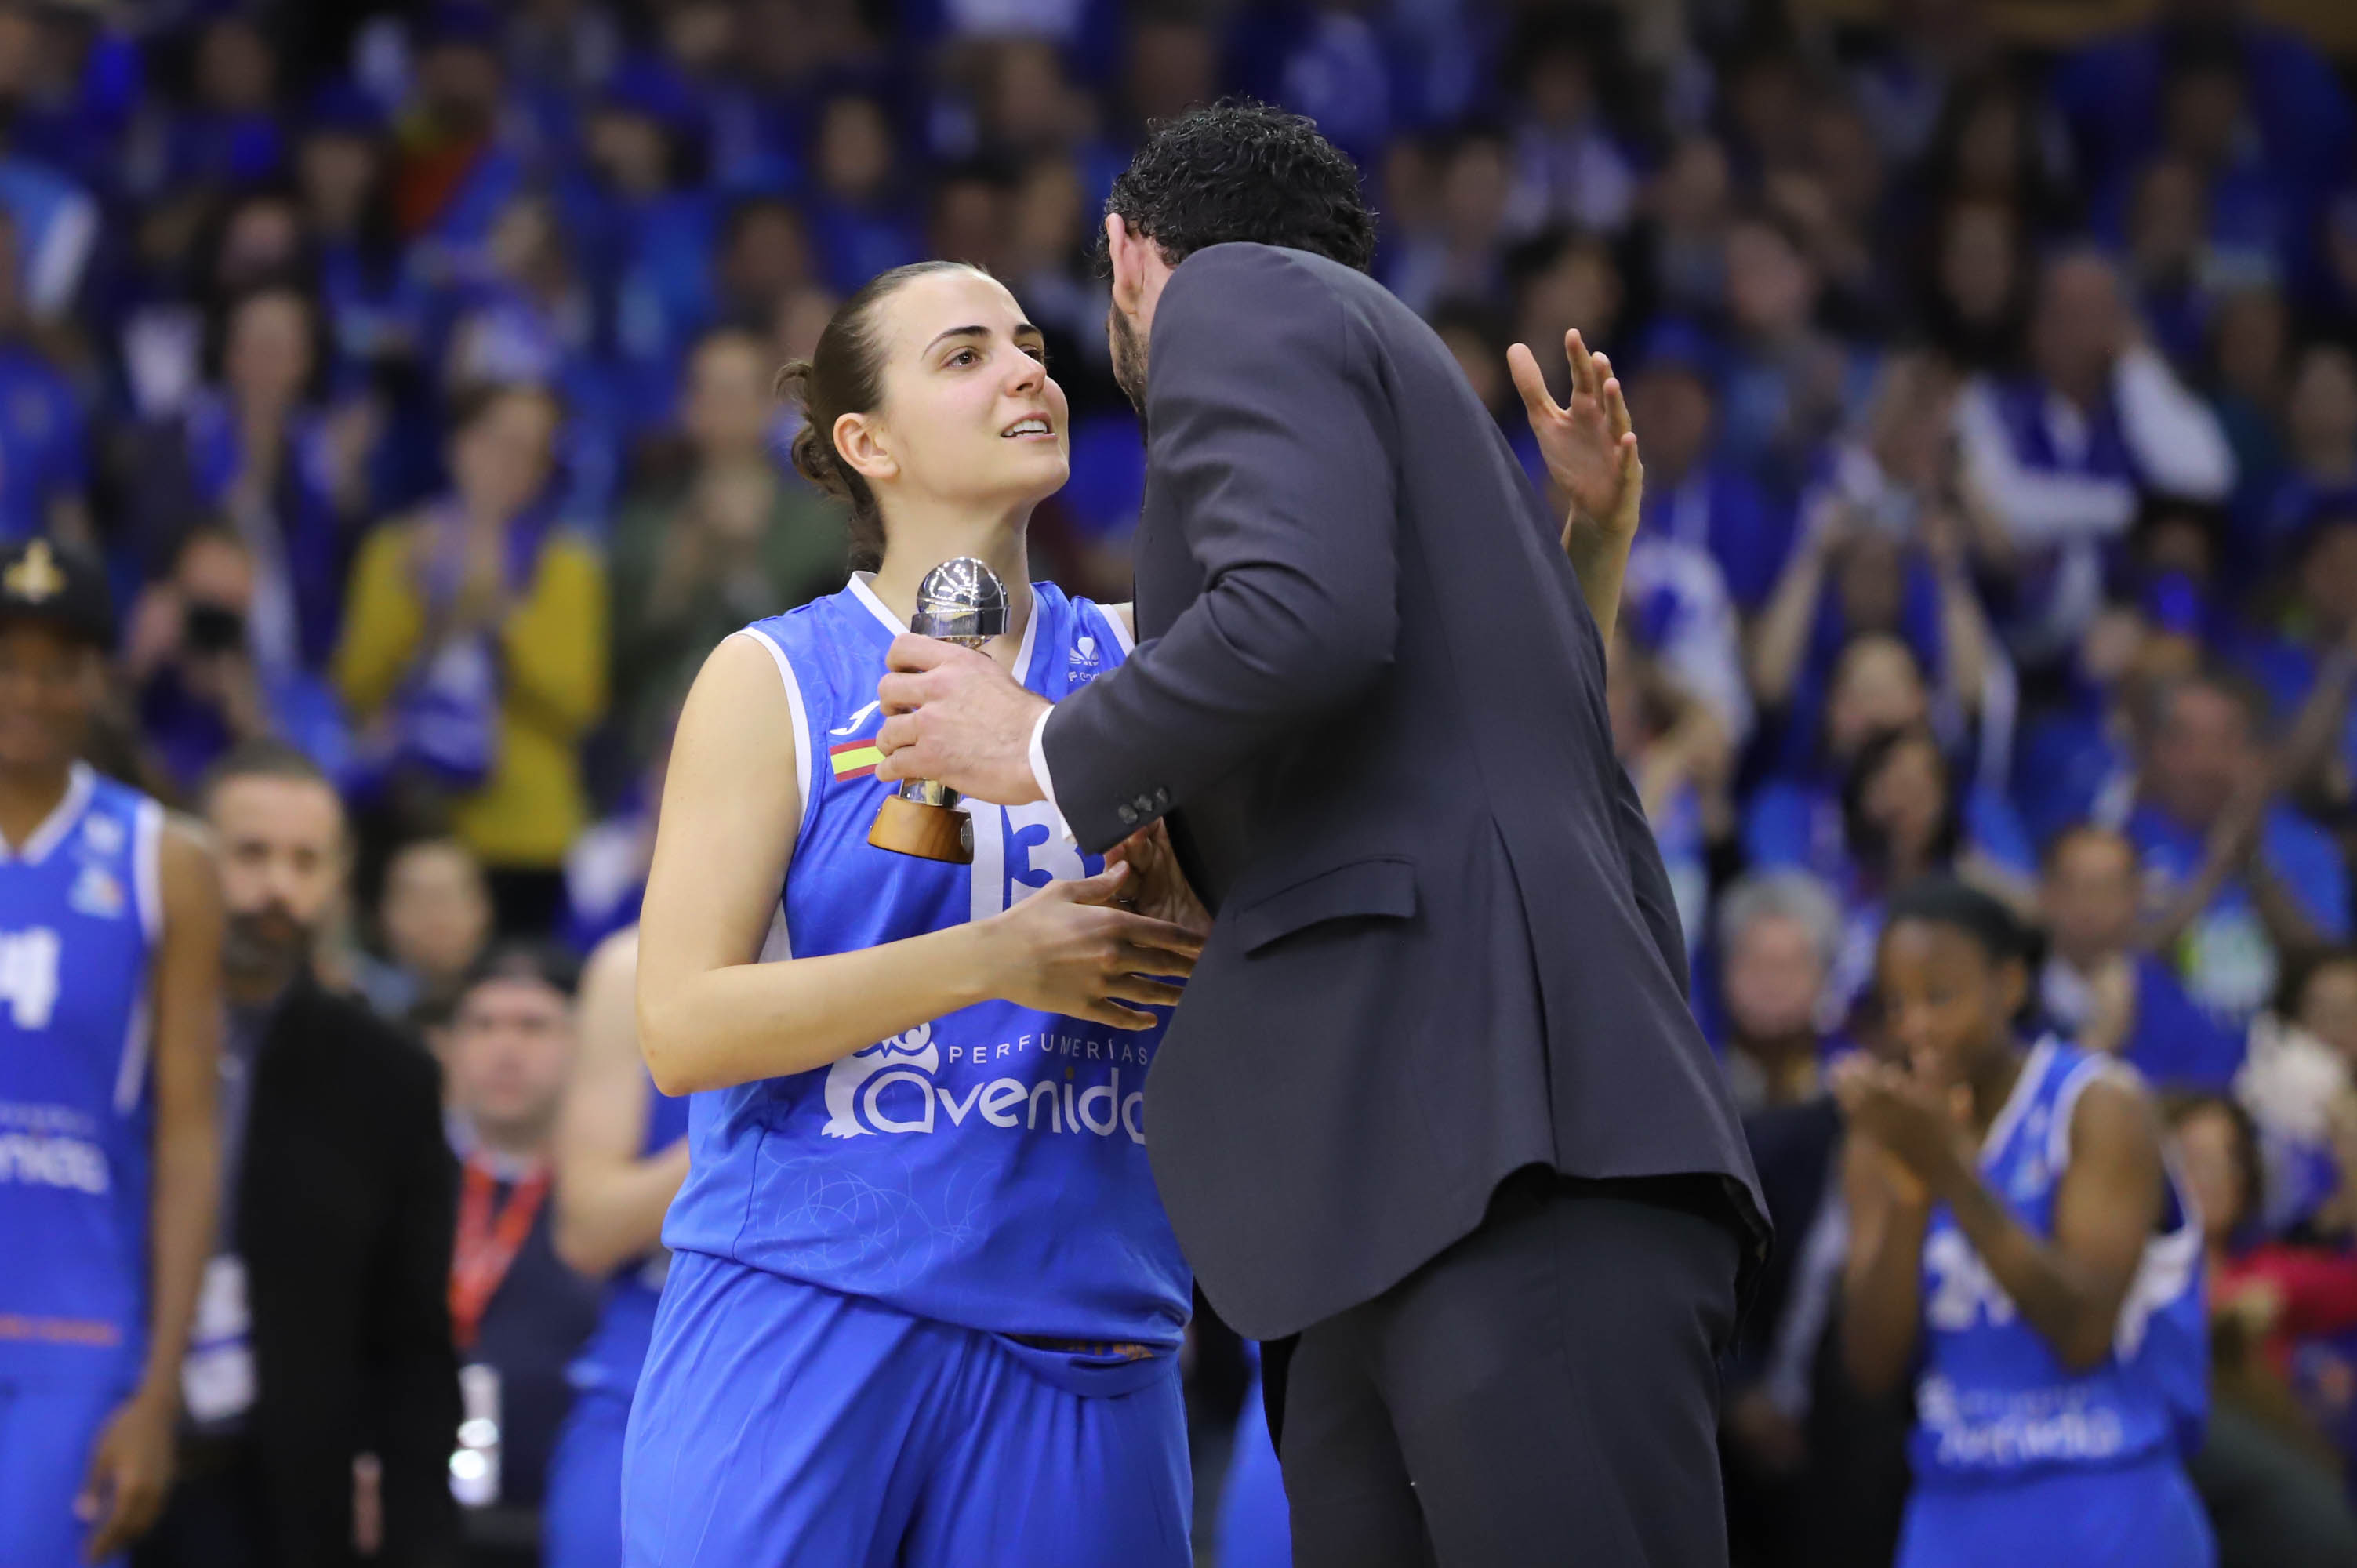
[1117,804,1139,826]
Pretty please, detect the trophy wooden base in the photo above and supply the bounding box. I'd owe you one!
[869,795,974,863]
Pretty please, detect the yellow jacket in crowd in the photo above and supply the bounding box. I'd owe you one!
[334,517,609,869]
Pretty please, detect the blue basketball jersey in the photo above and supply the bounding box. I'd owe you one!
[565,1072,692,1401]
[0,765,164,1388]
[1912,1037,2208,1484]
[659,577,1190,1352]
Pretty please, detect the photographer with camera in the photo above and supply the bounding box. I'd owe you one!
[125,526,350,800]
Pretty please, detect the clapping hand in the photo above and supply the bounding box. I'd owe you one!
[1509,328,1643,554]
[1831,1054,1976,1205]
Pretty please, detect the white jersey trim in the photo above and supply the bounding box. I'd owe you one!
[1978,1036,2057,1169]
[133,797,164,946]
[849,572,1044,684]
[848,572,902,638]
[0,760,94,862]
[731,629,815,844]
[114,797,165,1114]
[1100,602,1136,655]
[2046,1050,2141,1175]
[114,993,151,1116]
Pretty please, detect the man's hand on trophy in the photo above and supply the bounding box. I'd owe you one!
[1105,820,1212,938]
[1508,327,1643,552]
[875,633,1049,805]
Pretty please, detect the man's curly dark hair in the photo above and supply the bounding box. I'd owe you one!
[1099,100,1378,274]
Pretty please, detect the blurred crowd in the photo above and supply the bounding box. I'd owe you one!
[10,0,2357,1563]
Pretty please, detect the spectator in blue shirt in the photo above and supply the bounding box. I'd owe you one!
[2014,588,2205,848]
[392,8,528,293]
[2254,344,2357,561]
[1500,10,1638,240]
[0,9,94,324]
[561,58,718,434]
[123,524,353,799]
[708,194,815,335]
[0,208,85,546]
[1640,133,1735,324]
[2211,282,2291,530]
[1607,619,1738,982]
[124,281,376,673]
[143,12,287,197]
[1763,720,2037,1023]
[441,194,623,525]
[1626,318,1792,612]
[1749,495,1998,787]
[0,2,140,199]
[1919,194,2031,375]
[2239,510,2357,848]
[1745,629,2034,901]
[2039,822,2245,1091]
[2130,669,2353,1025]
[1953,245,2235,666]
[803,94,922,296]
[1386,126,1513,318]
[1505,229,1627,423]
[1716,205,1877,499]
[296,85,426,394]
[2052,5,2352,292]
[2102,42,2300,333]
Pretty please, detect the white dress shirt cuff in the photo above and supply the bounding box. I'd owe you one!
[1027,707,1072,841]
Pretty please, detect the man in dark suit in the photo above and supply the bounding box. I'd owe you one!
[876,104,1766,1565]
[137,740,460,1568]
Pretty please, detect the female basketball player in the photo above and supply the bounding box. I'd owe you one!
[1838,878,2214,1568]
[0,539,223,1567]
[623,260,1210,1566]
[622,249,1644,1562]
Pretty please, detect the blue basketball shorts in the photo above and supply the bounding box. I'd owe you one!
[1898,1454,2217,1568]
[620,1250,1190,1568]
[1216,1367,1292,1568]
[0,1376,130,1568]
[544,1382,634,1568]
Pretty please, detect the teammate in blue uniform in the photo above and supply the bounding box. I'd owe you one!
[623,262,1208,1565]
[543,925,689,1568]
[0,538,223,1566]
[1837,877,2214,1568]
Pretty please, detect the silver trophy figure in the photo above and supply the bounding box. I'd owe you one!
[867,557,1009,864]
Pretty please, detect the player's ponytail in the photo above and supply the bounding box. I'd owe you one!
[775,260,979,574]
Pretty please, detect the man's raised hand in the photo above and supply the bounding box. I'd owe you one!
[1508,327,1643,552]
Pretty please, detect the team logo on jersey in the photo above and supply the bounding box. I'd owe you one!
[79,814,123,859]
[1068,634,1100,684]
[819,1018,1149,1142]
[830,701,882,736]
[68,865,125,920]
[827,702,889,782]
[822,1022,938,1136]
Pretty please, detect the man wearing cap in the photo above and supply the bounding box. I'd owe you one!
[0,538,225,1567]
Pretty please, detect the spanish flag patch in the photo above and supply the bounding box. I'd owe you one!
[830,737,884,781]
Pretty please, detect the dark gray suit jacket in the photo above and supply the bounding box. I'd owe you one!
[1044,243,1767,1339]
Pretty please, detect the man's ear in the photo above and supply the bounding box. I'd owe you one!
[1106,213,1146,309]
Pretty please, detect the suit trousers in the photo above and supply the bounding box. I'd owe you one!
[1272,1168,1742,1567]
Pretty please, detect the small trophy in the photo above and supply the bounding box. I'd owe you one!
[868,557,1008,864]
